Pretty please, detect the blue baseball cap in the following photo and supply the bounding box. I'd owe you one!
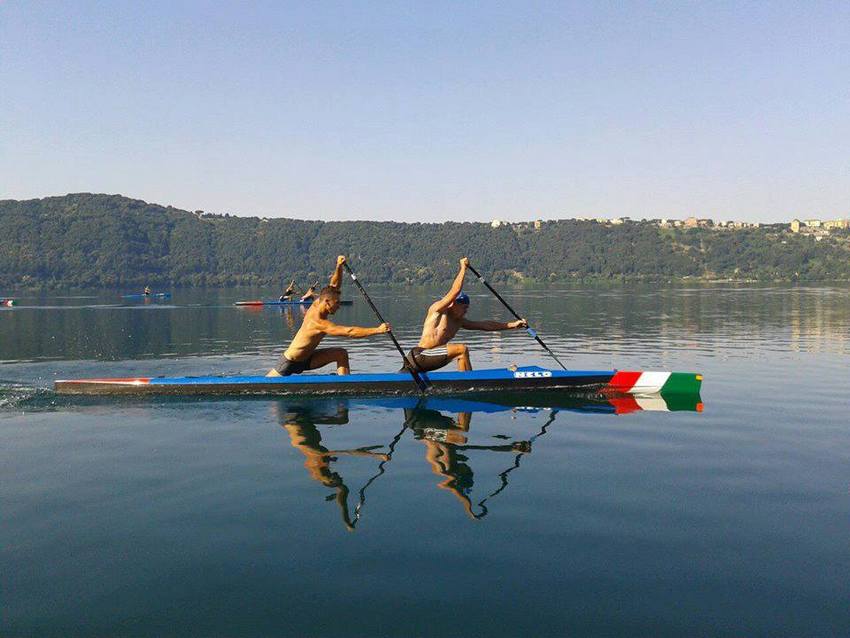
[454,292,470,305]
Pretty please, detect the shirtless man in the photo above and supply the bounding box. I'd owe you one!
[268,256,389,376]
[279,279,297,302]
[299,281,319,303]
[404,257,527,372]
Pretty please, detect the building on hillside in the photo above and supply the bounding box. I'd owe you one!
[823,219,849,230]
[533,220,542,230]
[684,217,698,228]
[805,219,822,228]
[790,219,801,233]
[491,219,505,228]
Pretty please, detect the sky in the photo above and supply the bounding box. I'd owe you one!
[1,1,848,222]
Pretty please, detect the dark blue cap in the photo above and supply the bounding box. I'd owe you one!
[454,292,470,305]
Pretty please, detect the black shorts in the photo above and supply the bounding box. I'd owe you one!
[274,354,310,376]
[405,346,452,373]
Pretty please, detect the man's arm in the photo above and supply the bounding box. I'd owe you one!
[461,318,528,331]
[329,255,345,290]
[430,257,469,314]
[320,319,390,338]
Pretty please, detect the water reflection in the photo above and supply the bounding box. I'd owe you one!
[406,405,540,520]
[273,393,702,530]
[274,400,388,531]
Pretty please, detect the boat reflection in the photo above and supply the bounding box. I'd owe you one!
[273,391,702,530]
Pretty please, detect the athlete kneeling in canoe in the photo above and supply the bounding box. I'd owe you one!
[279,279,297,302]
[268,256,390,376]
[299,281,319,303]
[405,257,527,372]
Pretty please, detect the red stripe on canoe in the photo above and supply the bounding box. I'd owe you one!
[604,371,642,393]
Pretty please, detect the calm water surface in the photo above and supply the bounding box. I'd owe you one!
[1,284,849,636]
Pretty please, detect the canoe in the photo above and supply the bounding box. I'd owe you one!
[54,365,702,397]
[235,299,353,306]
[0,298,15,307]
[121,292,171,299]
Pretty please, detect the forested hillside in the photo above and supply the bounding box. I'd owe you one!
[1,194,848,287]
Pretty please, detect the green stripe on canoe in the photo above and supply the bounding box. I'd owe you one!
[661,372,702,395]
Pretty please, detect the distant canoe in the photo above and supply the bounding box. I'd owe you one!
[234,299,353,307]
[0,298,15,307]
[121,293,171,300]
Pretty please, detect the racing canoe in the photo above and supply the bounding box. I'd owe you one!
[235,299,353,306]
[0,298,15,307]
[54,366,702,397]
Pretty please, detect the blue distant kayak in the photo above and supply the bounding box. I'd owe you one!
[121,292,171,300]
[235,299,352,306]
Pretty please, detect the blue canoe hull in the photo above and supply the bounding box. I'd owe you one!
[235,299,353,306]
[54,366,703,397]
[121,293,171,299]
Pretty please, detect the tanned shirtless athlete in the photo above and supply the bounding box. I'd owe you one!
[405,257,527,373]
[268,256,389,377]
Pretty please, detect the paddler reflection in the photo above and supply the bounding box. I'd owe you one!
[281,305,307,332]
[274,401,388,531]
[405,406,531,520]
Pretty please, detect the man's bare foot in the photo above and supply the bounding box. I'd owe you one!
[266,369,281,377]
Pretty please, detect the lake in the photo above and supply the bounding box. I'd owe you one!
[1,284,849,637]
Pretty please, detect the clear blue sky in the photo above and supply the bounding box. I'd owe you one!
[1,1,848,222]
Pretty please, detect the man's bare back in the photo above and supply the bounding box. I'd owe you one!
[417,308,463,349]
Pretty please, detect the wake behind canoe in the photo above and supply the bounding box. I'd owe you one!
[54,366,702,397]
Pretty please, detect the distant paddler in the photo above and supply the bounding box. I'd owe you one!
[404,257,527,373]
[143,286,152,296]
[267,256,390,377]
[279,279,298,302]
[299,280,320,303]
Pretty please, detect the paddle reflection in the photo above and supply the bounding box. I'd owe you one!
[274,392,702,530]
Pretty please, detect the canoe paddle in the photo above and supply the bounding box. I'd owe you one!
[467,263,568,371]
[342,262,430,393]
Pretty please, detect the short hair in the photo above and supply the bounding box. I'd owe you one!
[319,286,340,301]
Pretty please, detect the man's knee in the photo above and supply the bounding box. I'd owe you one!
[448,343,468,359]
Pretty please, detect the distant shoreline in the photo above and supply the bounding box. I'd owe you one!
[2,194,849,288]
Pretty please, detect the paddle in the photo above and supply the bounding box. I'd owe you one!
[467,263,568,371]
[342,262,429,393]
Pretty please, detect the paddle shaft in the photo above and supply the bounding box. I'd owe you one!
[467,263,568,371]
[342,262,429,392]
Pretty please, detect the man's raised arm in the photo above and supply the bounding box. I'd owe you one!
[430,257,469,313]
[329,255,346,290]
